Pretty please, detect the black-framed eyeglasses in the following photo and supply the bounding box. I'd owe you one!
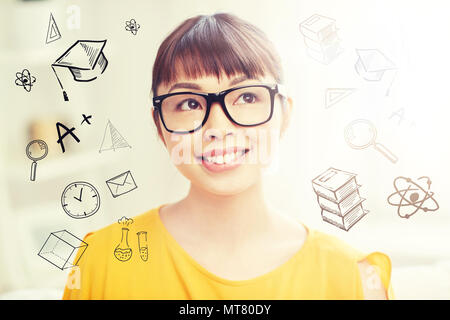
[152,83,287,134]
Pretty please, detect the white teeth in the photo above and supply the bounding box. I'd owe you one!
[214,155,224,164]
[204,150,246,164]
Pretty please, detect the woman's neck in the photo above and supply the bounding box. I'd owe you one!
[175,180,273,249]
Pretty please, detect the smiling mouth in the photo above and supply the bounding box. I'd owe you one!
[196,148,250,165]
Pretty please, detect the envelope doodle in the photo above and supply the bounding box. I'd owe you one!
[106,170,137,198]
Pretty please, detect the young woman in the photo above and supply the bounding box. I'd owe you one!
[63,13,393,300]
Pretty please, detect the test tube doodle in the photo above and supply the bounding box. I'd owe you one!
[136,231,148,262]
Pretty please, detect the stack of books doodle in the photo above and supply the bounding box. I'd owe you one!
[299,14,342,64]
[312,168,369,231]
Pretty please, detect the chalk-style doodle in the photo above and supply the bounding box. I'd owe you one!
[26,139,48,181]
[46,13,62,44]
[56,122,80,153]
[344,119,398,164]
[61,181,100,219]
[137,231,148,262]
[114,217,134,262]
[325,88,356,109]
[125,19,140,35]
[38,230,88,270]
[312,168,369,231]
[15,69,36,92]
[106,170,137,198]
[355,49,396,81]
[99,120,131,153]
[81,114,92,125]
[299,14,342,65]
[387,176,439,219]
[52,40,108,101]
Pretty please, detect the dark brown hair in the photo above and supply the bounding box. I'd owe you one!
[151,13,284,140]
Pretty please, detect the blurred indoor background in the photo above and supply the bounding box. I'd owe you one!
[0,0,449,299]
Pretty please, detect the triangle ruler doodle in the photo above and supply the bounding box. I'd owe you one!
[99,120,131,153]
[325,88,356,109]
[46,13,62,44]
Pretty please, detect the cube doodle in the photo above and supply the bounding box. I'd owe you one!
[38,230,88,270]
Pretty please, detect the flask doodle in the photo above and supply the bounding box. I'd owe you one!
[114,217,134,262]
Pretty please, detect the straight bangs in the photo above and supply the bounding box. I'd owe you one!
[152,13,283,96]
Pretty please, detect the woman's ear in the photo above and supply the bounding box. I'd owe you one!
[280,96,293,139]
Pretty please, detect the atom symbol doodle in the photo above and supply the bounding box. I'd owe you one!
[387,176,439,219]
[125,19,140,35]
[15,69,36,92]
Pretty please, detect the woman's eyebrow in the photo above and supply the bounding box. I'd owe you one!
[168,82,202,93]
[167,75,256,93]
[229,75,251,86]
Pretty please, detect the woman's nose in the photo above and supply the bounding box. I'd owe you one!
[203,101,236,140]
[205,102,235,130]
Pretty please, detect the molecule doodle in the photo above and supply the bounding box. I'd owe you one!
[15,69,36,92]
[125,19,140,35]
[387,176,439,219]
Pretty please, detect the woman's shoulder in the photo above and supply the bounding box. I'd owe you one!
[298,227,393,299]
[306,228,390,265]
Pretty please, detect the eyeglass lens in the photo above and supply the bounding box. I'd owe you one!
[160,86,272,132]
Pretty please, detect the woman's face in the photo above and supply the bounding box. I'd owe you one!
[155,71,291,196]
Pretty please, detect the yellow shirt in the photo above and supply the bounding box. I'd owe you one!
[63,204,394,299]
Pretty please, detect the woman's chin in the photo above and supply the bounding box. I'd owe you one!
[195,173,260,196]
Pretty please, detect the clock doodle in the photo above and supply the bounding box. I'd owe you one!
[61,181,100,219]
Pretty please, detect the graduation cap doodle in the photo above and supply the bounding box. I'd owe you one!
[51,40,108,101]
[355,49,396,81]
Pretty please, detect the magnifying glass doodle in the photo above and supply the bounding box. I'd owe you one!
[26,140,48,181]
[344,119,398,163]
